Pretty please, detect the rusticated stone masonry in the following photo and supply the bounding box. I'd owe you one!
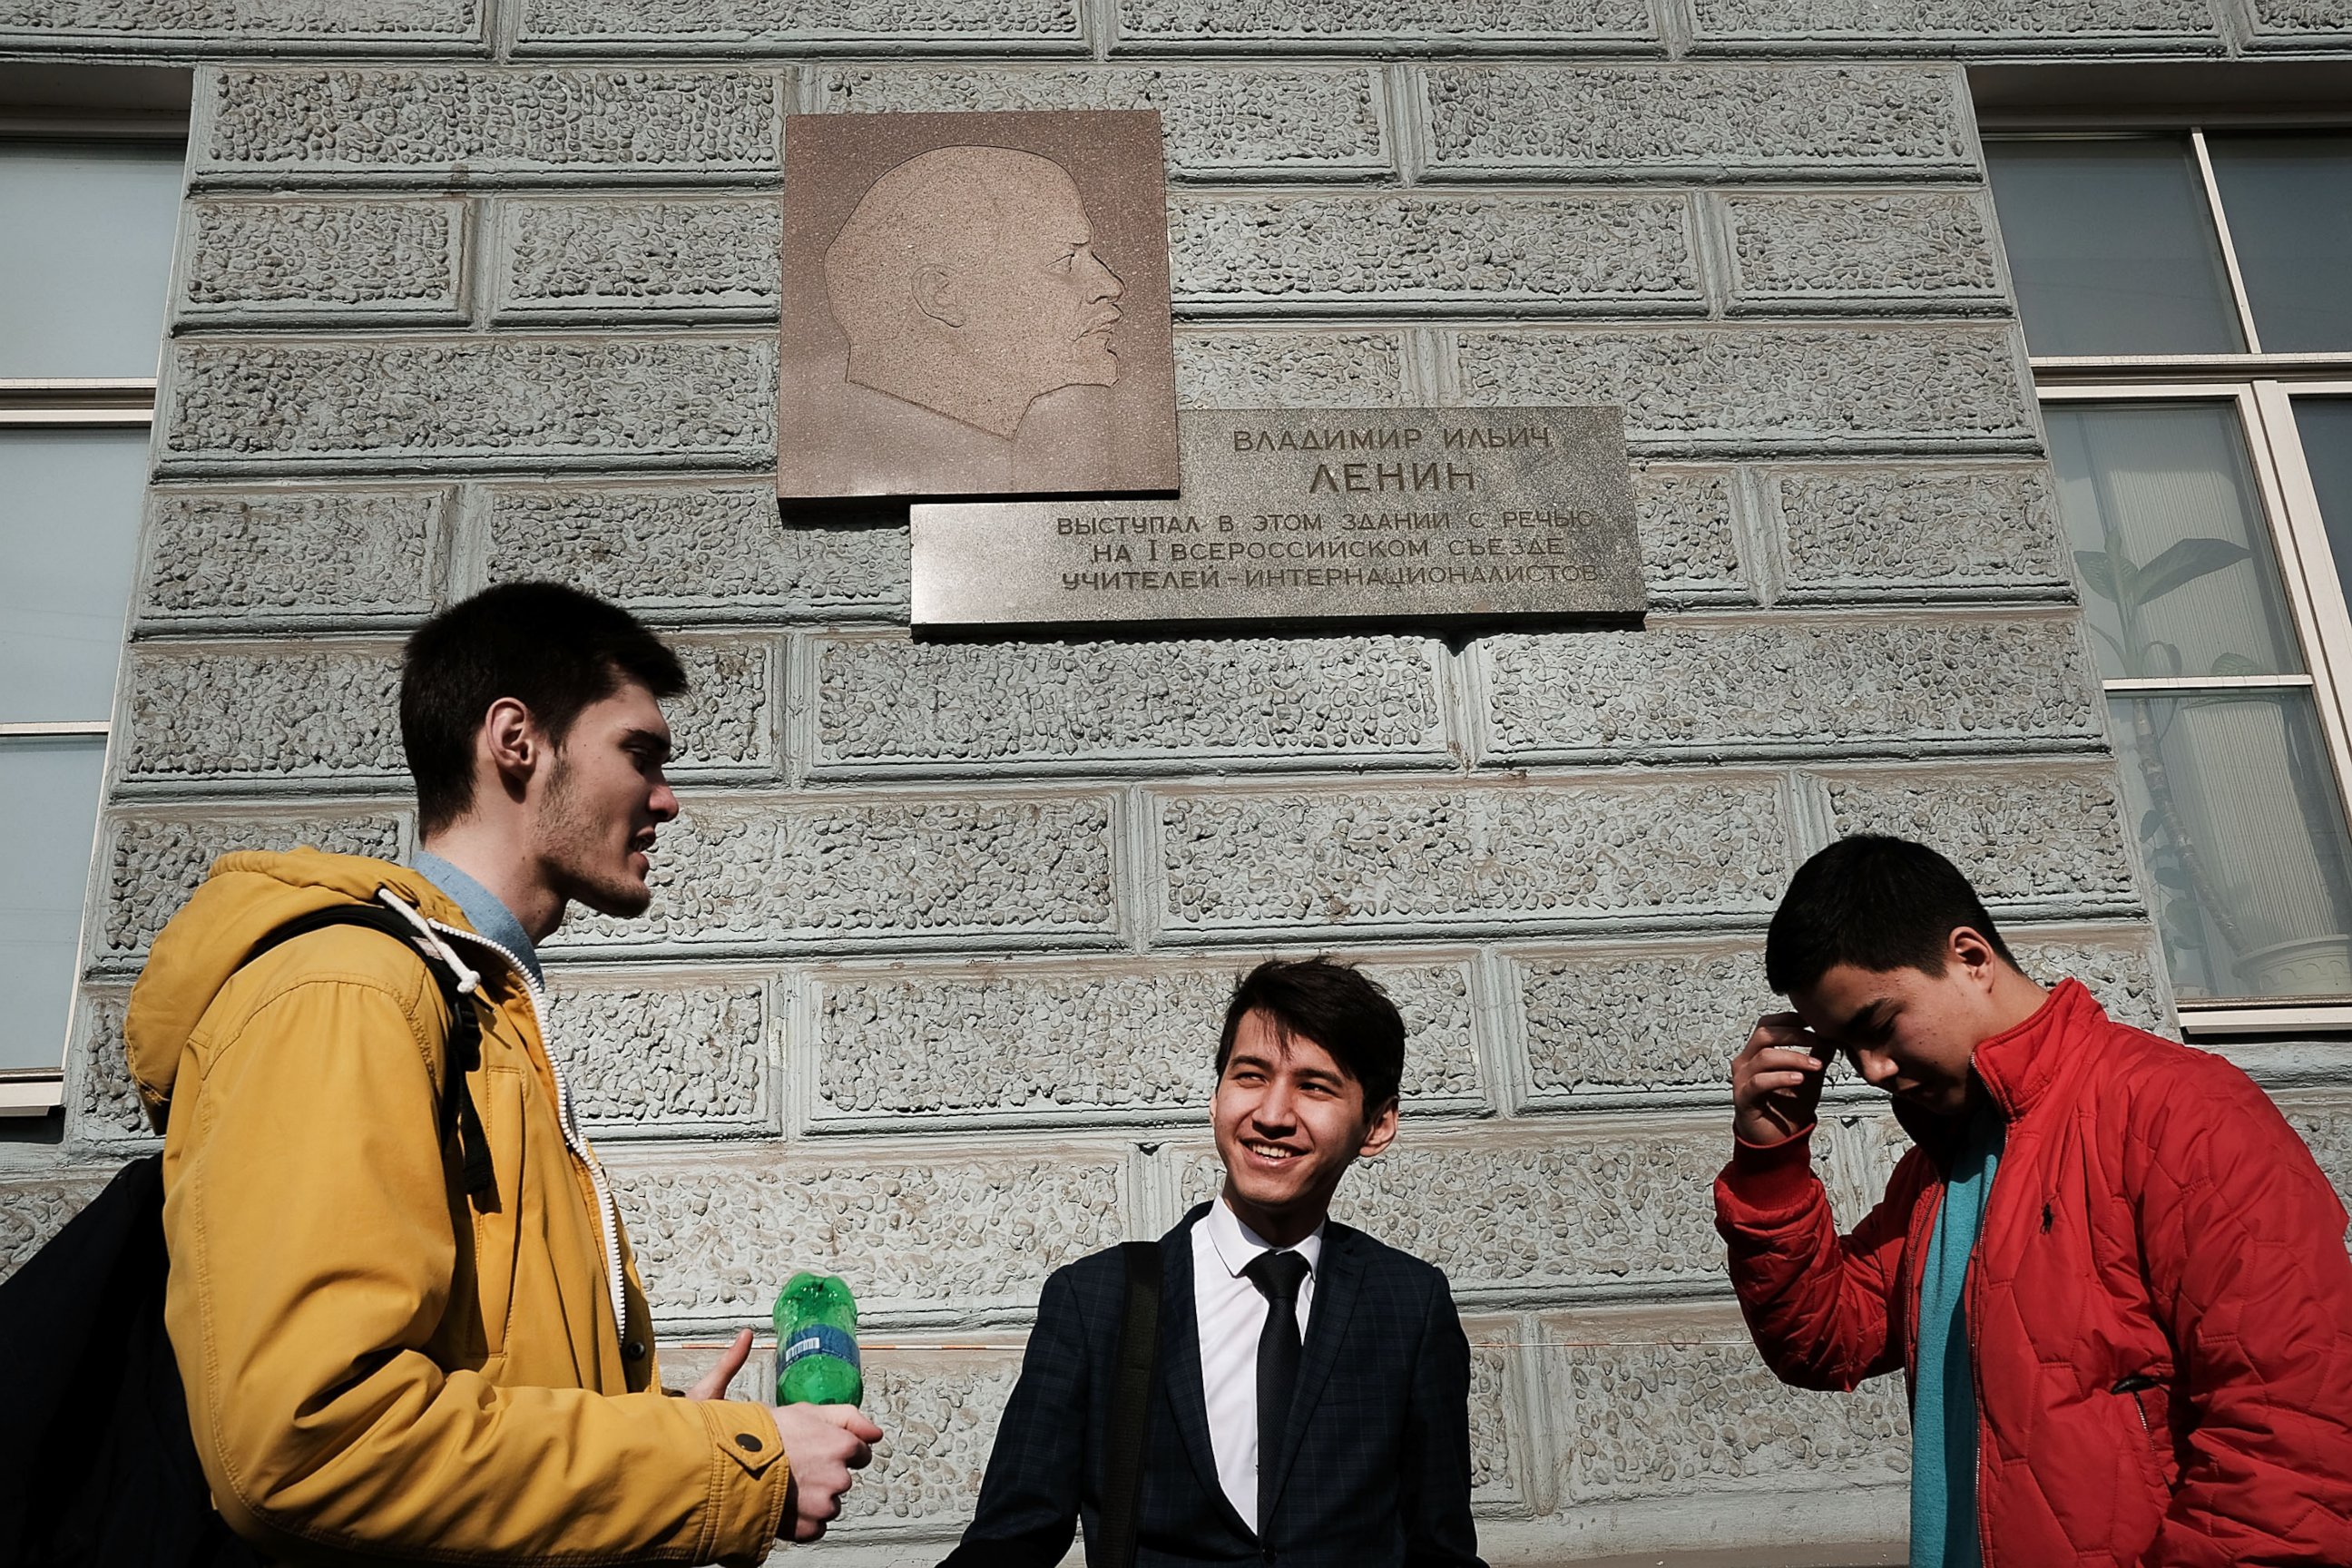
[8,15,2348,1566]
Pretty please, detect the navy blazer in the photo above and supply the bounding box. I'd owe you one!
[942,1203,1485,1568]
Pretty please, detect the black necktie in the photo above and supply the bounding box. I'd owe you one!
[1242,1249,1310,1534]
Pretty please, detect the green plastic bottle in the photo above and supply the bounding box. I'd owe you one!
[774,1271,864,1406]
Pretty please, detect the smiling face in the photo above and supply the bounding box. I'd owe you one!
[533,678,679,920]
[1788,928,2016,1118]
[1211,1009,1398,1245]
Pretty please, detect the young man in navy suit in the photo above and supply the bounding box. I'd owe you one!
[943,958,1485,1568]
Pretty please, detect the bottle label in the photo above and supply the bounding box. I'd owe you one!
[782,1322,860,1373]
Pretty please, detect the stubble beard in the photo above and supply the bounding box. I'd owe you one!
[539,753,654,921]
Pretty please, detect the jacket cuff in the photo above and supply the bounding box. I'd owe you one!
[695,1400,792,1565]
[1723,1125,1819,1210]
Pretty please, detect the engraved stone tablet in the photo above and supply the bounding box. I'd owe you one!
[911,407,1643,631]
[778,110,1180,503]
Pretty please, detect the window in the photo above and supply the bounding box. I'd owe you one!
[1987,128,2352,1032]
[1,113,185,1110]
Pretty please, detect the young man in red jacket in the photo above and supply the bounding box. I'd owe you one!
[1717,835,2352,1567]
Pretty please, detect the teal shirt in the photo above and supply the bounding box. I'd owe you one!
[1911,1102,2004,1568]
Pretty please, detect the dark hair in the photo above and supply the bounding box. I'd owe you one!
[1216,957,1406,1112]
[401,582,686,836]
[1765,835,2018,995]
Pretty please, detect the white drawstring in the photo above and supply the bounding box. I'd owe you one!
[374,887,483,995]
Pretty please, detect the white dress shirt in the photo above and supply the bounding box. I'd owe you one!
[1191,1196,1324,1534]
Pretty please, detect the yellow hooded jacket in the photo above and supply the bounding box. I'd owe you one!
[125,848,791,1565]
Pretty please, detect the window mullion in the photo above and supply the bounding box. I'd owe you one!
[2191,128,2266,357]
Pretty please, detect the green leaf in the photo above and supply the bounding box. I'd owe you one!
[2140,809,2165,841]
[2152,861,2194,892]
[2132,536,2251,604]
[2211,652,2269,678]
[2147,641,2185,679]
[2074,550,2121,603]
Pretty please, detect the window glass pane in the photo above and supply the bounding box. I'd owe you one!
[2207,135,2352,354]
[2110,691,2352,1001]
[0,427,149,723]
[2296,398,2352,586]
[1985,138,2243,357]
[0,139,184,378]
[0,737,104,1072]
[2046,403,2300,681]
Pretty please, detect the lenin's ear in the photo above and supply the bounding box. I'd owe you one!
[912,265,966,328]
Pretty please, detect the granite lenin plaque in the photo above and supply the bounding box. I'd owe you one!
[777,110,1180,503]
[911,407,1644,631]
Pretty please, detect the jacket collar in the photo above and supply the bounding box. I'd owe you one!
[1893,977,2104,1153]
[1973,976,2102,1122]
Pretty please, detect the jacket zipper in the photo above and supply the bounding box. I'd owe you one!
[408,910,632,1352]
[1965,1244,1987,1565]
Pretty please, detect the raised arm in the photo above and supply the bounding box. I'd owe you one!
[1712,1014,1920,1392]
[163,970,793,1565]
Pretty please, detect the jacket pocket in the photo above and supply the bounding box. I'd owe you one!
[2111,1374,2176,1498]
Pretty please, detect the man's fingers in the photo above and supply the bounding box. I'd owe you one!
[683,1328,755,1402]
[809,1403,887,1444]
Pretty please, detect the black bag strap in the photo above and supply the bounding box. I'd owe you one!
[242,905,495,1201]
[1096,1240,1161,1568]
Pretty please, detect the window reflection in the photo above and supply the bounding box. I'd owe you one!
[1985,138,2243,358]
[2207,135,2352,354]
[2108,692,2352,1000]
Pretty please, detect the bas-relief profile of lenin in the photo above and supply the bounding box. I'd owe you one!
[777,110,1181,503]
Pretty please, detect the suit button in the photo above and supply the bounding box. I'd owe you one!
[624,1339,646,1360]
[736,1433,764,1453]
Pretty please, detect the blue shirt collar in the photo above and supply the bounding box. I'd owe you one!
[410,848,544,987]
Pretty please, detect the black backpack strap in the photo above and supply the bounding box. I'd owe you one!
[1096,1240,1162,1568]
[243,905,495,1202]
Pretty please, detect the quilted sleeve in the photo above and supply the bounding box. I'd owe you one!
[1713,1125,1923,1394]
[2129,1061,2352,1566]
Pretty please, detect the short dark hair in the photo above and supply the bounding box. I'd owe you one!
[1765,835,2018,995]
[401,582,686,836]
[1216,957,1406,1113]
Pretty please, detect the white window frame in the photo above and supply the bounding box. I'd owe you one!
[0,123,175,1114]
[1994,122,2352,1034]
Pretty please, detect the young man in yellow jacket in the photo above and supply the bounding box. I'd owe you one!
[127,583,881,1564]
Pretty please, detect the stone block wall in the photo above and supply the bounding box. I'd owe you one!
[6,5,2351,1563]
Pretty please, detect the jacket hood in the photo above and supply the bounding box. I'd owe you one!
[124,848,466,1130]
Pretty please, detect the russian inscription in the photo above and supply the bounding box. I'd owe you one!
[912,406,1642,630]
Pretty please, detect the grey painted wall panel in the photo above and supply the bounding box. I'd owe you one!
[192,68,784,186]
[807,65,1392,181]
[1171,192,1703,317]
[1451,325,2037,454]
[158,337,779,475]
[1418,64,1975,182]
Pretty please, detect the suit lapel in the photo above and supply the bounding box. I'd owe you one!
[1260,1220,1366,1523]
[1158,1205,1256,1541]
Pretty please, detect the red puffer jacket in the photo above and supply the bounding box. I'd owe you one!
[1715,979,2352,1566]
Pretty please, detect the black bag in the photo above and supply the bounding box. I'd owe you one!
[0,905,491,1568]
